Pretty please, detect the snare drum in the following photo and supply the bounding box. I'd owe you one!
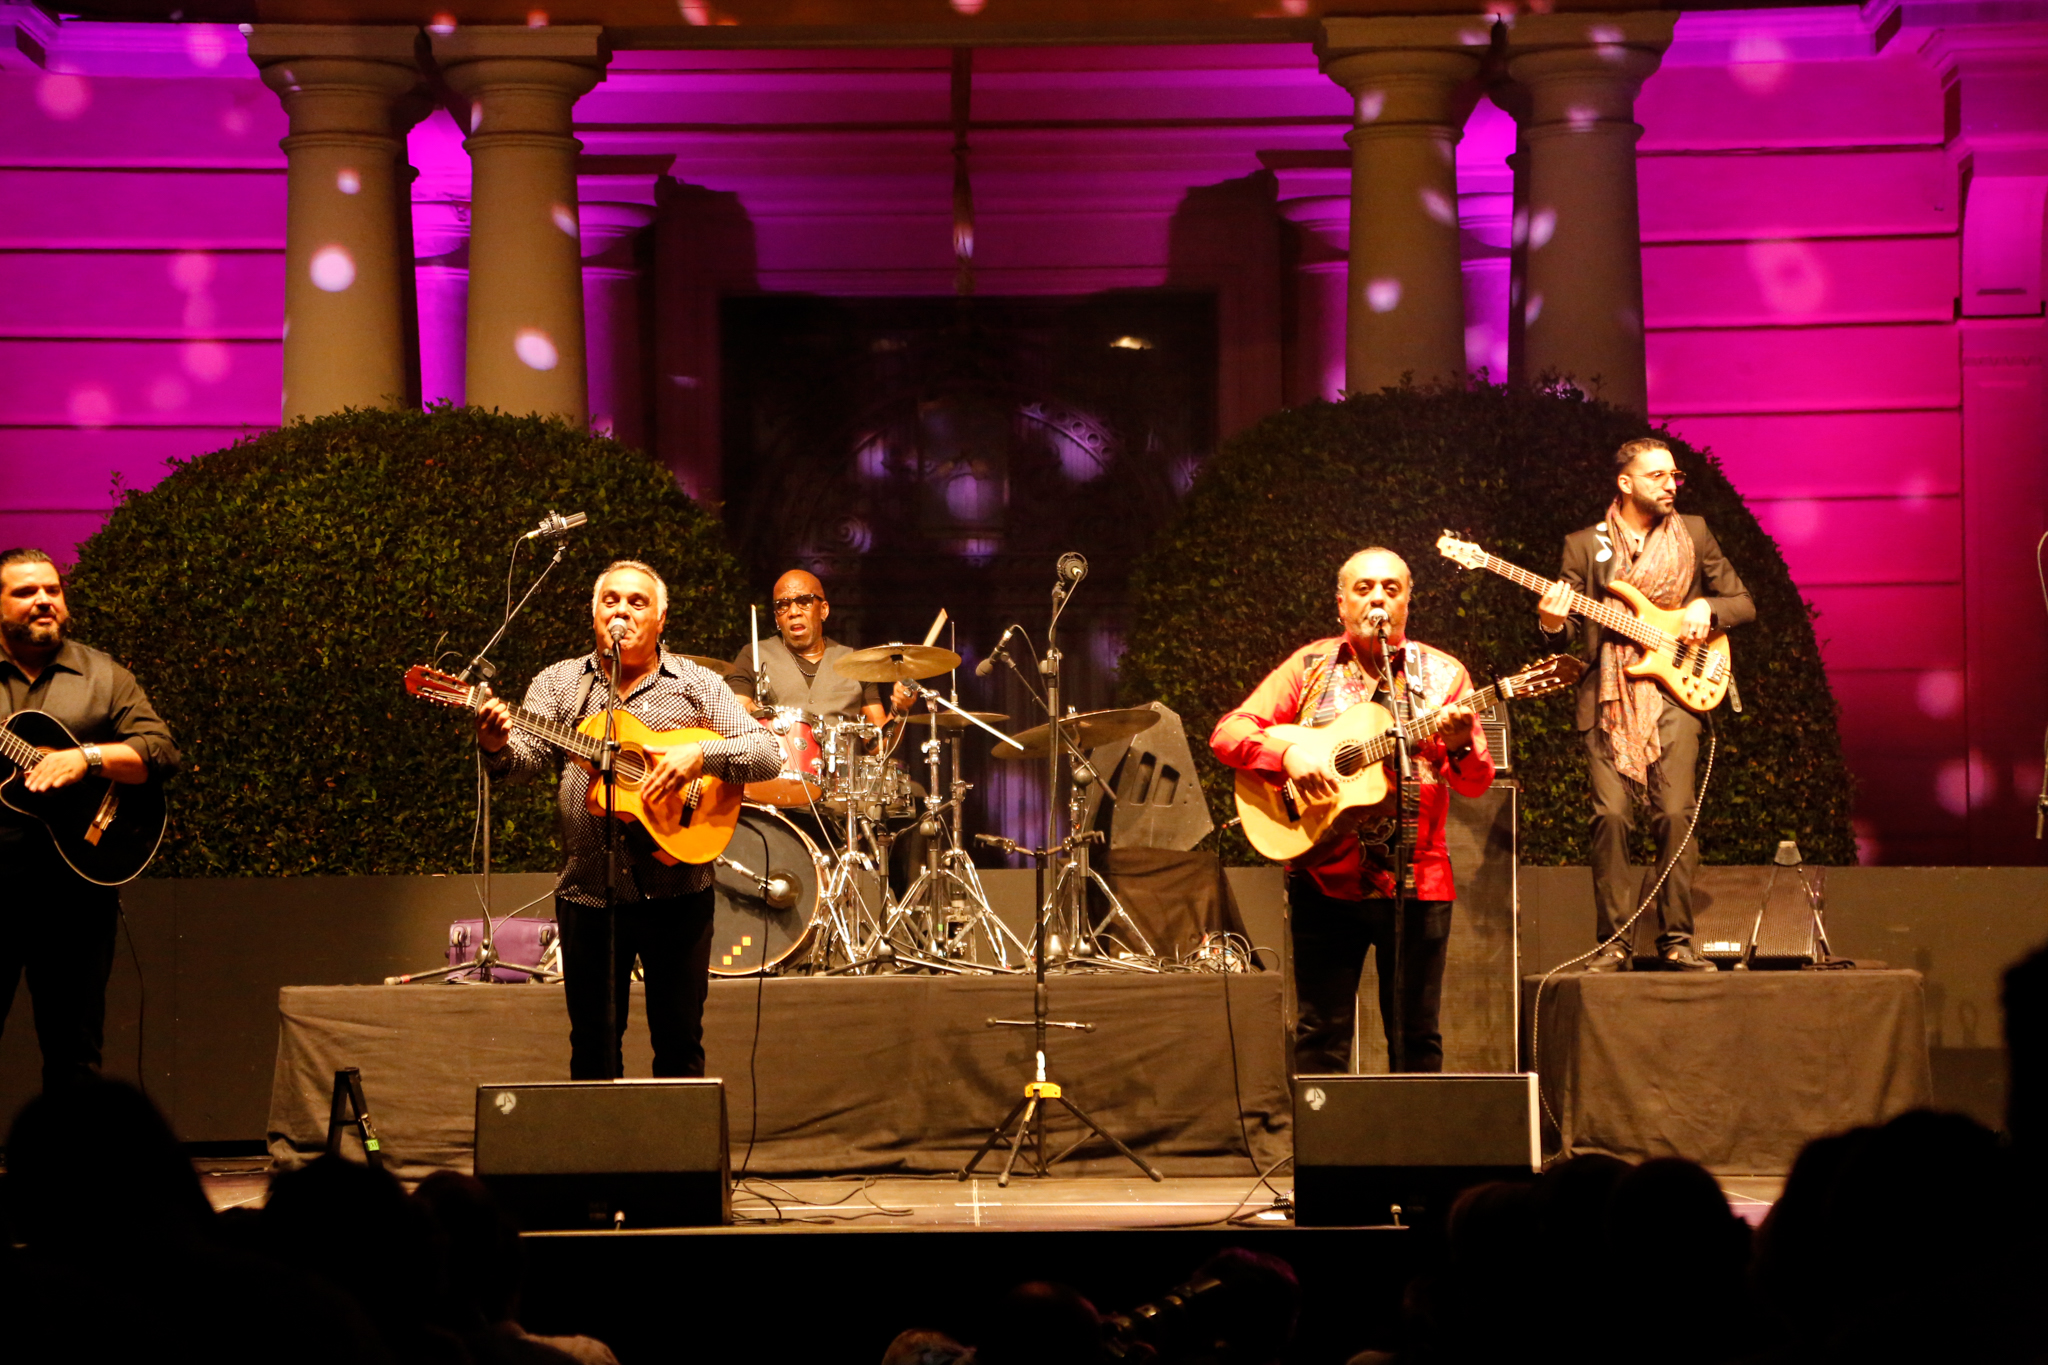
[744,706,824,808]
[709,806,828,977]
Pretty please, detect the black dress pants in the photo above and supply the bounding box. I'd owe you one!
[1287,873,1451,1075]
[0,827,121,1094]
[556,889,715,1080]
[1585,701,1703,950]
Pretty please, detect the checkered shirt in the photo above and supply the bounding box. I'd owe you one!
[485,648,781,906]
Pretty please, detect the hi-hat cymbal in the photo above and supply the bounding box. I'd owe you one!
[995,707,1160,758]
[834,642,962,683]
[681,654,731,674]
[901,709,1009,731]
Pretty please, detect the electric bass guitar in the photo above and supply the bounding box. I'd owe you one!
[1233,654,1581,862]
[0,711,167,885]
[404,665,742,865]
[1436,531,1734,713]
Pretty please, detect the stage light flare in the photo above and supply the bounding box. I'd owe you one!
[1760,497,1820,544]
[551,203,579,237]
[1588,25,1627,62]
[527,9,549,27]
[68,385,114,428]
[1747,239,1827,315]
[1730,32,1792,95]
[951,0,987,12]
[515,328,559,370]
[222,105,251,136]
[1916,670,1963,721]
[184,24,229,69]
[1528,207,1556,249]
[184,340,231,383]
[337,168,362,195]
[1524,292,1544,325]
[1566,105,1599,132]
[37,73,91,120]
[1935,751,1996,817]
[309,246,356,292]
[1109,335,1152,350]
[1419,187,1456,226]
[428,12,457,33]
[1356,90,1386,123]
[170,251,215,292]
[679,0,711,22]
[1366,278,1402,313]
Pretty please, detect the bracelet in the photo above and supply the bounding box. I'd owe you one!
[81,743,104,774]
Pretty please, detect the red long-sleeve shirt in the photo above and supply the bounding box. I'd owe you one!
[1210,635,1495,902]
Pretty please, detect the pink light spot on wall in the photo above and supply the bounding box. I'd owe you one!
[37,74,91,120]
[1528,208,1556,249]
[527,9,549,27]
[838,517,874,553]
[337,168,362,195]
[1729,32,1792,95]
[1458,26,1488,45]
[1935,751,1995,816]
[428,12,457,33]
[951,0,988,12]
[310,246,356,292]
[1916,670,1964,720]
[943,471,1001,521]
[1366,278,1402,313]
[470,104,485,134]
[184,24,230,69]
[2016,759,2045,810]
[856,437,889,480]
[1760,498,1821,544]
[149,376,190,412]
[551,203,579,237]
[515,328,559,371]
[1466,323,1506,376]
[1852,817,1878,865]
[1419,187,1456,226]
[170,251,214,292]
[1566,105,1599,132]
[183,295,217,330]
[1356,90,1386,123]
[679,0,711,23]
[222,105,251,136]
[1745,239,1827,315]
[1524,293,1543,326]
[184,341,231,383]
[68,386,114,429]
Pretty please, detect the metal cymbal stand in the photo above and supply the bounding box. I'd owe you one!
[1046,762,1158,970]
[959,553,1161,1186]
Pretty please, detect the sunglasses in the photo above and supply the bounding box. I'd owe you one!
[772,594,824,614]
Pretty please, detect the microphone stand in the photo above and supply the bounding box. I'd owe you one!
[959,559,1161,1186]
[1374,621,1413,1075]
[389,533,570,986]
[598,625,626,1079]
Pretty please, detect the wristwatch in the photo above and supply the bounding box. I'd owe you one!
[81,743,104,774]
[1446,741,1473,766]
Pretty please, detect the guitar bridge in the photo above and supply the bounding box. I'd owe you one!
[85,785,120,846]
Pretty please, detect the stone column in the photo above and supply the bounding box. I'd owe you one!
[1318,18,1488,395]
[578,158,669,449]
[1504,14,1675,411]
[413,199,470,408]
[431,27,608,424]
[1269,155,1352,405]
[247,26,425,421]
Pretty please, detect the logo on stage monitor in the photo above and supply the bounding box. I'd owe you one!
[1304,1086,1327,1112]
[495,1091,518,1115]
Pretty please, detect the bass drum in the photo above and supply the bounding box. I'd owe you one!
[709,805,827,977]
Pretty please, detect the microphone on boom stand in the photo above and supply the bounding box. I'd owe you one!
[522,510,588,541]
[977,624,1022,678]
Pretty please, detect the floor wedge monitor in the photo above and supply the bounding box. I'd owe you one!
[475,1079,731,1229]
[1292,1073,1540,1227]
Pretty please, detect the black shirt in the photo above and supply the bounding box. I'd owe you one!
[0,637,180,837]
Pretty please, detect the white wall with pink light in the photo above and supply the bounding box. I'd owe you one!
[0,3,2040,865]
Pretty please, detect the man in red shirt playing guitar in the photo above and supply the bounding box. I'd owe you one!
[1212,547,1494,1075]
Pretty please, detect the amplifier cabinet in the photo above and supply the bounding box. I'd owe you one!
[474,1079,731,1229]
[1292,1073,1539,1227]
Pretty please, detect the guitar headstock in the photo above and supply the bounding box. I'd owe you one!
[1497,653,1584,700]
[1436,530,1487,571]
[405,664,483,711]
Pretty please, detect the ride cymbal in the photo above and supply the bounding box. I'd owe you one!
[834,643,962,683]
[994,707,1160,758]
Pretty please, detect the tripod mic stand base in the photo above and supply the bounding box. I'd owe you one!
[957,1080,1164,1187]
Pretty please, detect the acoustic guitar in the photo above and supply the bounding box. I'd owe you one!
[1233,654,1581,863]
[0,711,167,885]
[1436,531,1734,713]
[404,665,741,865]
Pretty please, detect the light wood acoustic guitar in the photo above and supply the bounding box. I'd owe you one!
[405,665,741,865]
[1436,531,1734,713]
[1233,654,1582,863]
[0,710,167,886]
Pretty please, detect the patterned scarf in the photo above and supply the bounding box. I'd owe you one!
[1596,499,1695,787]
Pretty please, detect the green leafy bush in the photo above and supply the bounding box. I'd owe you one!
[66,408,749,877]
[1119,383,1857,866]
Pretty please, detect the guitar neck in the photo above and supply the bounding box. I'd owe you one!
[0,725,43,774]
[450,689,605,764]
[1477,555,1671,653]
[1358,679,1505,768]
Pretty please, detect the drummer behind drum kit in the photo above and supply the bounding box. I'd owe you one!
[697,640,1173,979]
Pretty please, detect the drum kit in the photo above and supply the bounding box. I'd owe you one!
[705,639,1167,978]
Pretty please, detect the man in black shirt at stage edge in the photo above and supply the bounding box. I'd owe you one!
[0,547,179,1092]
[477,560,780,1080]
[1536,438,1754,973]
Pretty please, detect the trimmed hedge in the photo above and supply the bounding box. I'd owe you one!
[1119,383,1858,866]
[67,408,749,877]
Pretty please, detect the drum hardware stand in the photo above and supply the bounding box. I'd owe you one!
[959,552,1161,1187]
[1047,755,1157,969]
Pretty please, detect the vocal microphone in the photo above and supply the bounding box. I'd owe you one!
[717,854,800,911]
[607,617,630,642]
[522,510,589,541]
[1366,607,1389,633]
[1056,552,1088,585]
[976,624,1021,677]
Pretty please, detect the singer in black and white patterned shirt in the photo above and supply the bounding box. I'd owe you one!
[479,560,780,1080]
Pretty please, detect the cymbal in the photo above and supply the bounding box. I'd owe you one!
[901,709,1009,731]
[834,642,962,683]
[994,706,1160,758]
[681,654,731,674]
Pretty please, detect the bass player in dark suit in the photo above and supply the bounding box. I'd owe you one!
[1536,438,1754,972]
[0,547,179,1092]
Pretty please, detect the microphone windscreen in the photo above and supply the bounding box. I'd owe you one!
[975,657,996,677]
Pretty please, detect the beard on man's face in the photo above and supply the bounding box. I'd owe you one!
[1,612,64,654]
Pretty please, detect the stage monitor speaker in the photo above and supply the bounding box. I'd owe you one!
[1083,701,1213,852]
[474,1080,730,1230]
[1292,1073,1539,1227]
